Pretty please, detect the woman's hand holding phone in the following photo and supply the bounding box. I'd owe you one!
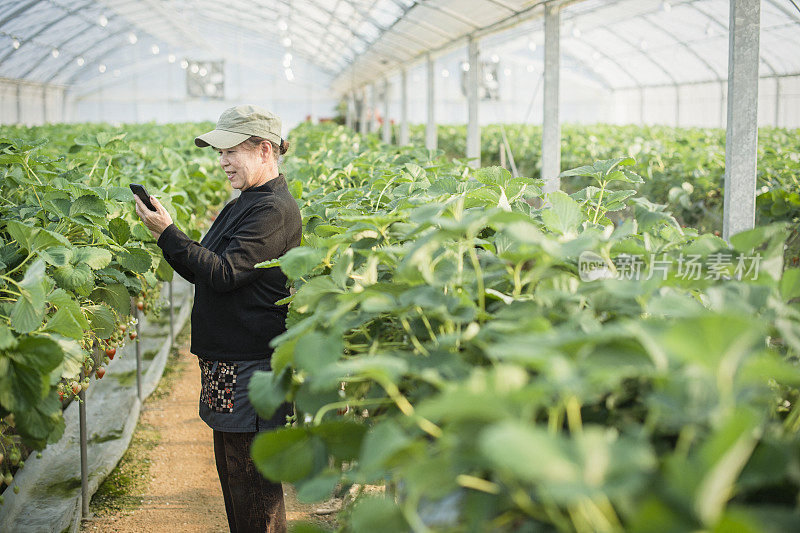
[133,193,173,240]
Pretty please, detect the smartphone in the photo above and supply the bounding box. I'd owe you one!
[129,183,156,211]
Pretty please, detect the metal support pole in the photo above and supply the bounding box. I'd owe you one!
[16,84,22,125]
[774,78,781,127]
[41,86,47,125]
[79,387,89,518]
[426,53,437,151]
[675,84,680,127]
[500,145,507,169]
[541,3,562,193]
[719,81,726,128]
[640,88,645,124]
[345,92,353,130]
[169,280,174,348]
[723,0,760,241]
[134,305,142,401]
[369,83,377,133]
[359,88,368,136]
[400,69,409,145]
[382,79,391,144]
[466,35,481,168]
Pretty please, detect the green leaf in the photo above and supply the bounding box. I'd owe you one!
[19,391,64,446]
[155,257,174,282]
[90,283,131,316]
[277,247,326,279]
[7,336,63,372]
[541,190,583,236]
[52,262,94,292]
[248,371,288,420]
[251,427,323,483]
[85,304,117,338]
[4,220,35,251]
[44,307,85,339]
[294,331,343,375]
[288,179,303,199]
[117,247,153,273]
[350,497,406,533]
[32,228,70,251]
[74,247,113,270]
[38,246,73,267]
[359,420,410,476]
[108,217,131,245]
[473,166,512,187]
[11,259,50,333]
[49,337,85,383]
[780,268,800,301]
[295,470,341,503]
[0,323,15,350]
[70,195,107,218]
[311,422,367,463]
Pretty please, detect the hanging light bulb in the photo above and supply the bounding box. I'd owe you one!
[128,33,138,44]
[198,67,208,76]
[640,40,649,51]
[441,69,450,78]
[180,59,189,69]
[285,68,294,81]
[528,41,536,52]
[98,64,107,73]
[281,37,292,47]
[461,62,470,72]
[76,56,85,66]
[98,15,108,27]
[168,54,176,63]
[51,48,60,58]
[661,1,672,12]
[490,54,500,63]
[12,39,20,49]
[151,45,160,55]
[705,23,715,36]
[278,19,288,31]
[190,63,199,73]
[572,25,581,38]
[526,64,535,72]
[282,56,291,68]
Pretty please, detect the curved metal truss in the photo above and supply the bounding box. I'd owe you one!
[0,0,798,93]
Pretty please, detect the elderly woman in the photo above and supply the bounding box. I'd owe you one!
[135,105,301,533]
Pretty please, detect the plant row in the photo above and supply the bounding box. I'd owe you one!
[395,123,800,239]
[249,122,800,532]
[0,122,227,499]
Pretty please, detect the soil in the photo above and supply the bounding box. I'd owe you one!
[81,331,335,533]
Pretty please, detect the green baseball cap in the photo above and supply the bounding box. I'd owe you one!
[195,104,282,149]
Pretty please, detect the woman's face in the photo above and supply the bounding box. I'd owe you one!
[216,141,267,191]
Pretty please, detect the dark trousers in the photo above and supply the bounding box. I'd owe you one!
[213,430,287,533]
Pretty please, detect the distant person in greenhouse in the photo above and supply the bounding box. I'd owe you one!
[134,104,300,533]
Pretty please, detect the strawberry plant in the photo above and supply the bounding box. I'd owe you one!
[0,122,228,493]
[250,123,800,532]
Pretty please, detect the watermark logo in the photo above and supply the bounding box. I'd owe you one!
[578,251,615,282]
[579,251,762,282]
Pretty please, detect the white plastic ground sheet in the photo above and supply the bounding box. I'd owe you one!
[0,276,194,533]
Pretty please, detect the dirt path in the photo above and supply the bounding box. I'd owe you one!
[82,333,332,533]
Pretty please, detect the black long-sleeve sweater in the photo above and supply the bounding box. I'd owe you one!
[157,175,301,361]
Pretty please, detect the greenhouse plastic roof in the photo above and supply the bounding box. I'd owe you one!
[0,0,798,92]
